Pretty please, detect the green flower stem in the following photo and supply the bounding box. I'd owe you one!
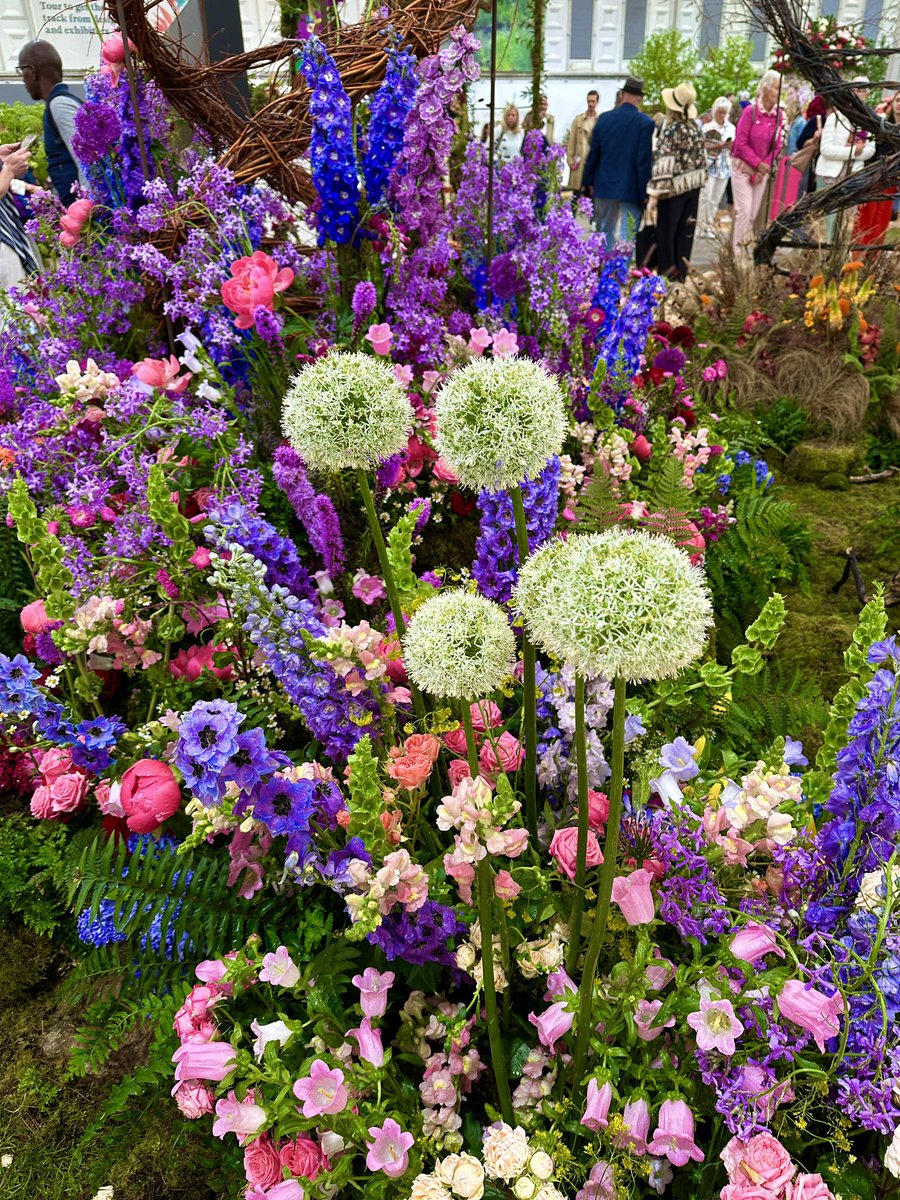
[565,673,590,975]
[477,855,514,1124]
[462,701,480,778]
[357,470,426,725]
[572,674,627,1088]
[509,485,538,844]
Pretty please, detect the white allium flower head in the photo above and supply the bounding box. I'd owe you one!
[403,590,516,699]
[435,357,566,493]
[515,528,713,682]
[281,350,413,472]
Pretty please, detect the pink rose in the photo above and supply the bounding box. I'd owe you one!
[132,354,190,394]
[59,197,93,247]
[120,758,181,833]
[48,772,89,814]
[30,784,54,820]
[387,753,434,791]
[444,727,471,756]
[549,826,603,881]
[479,731,524,781]
[244,1135,283,1189]
[588,789,609,829]
[221,251,293,330]
[470,700,503,732]
[432,457,459,483]
[448,759,472,789]
[39,747,76,783]
[404,734,441,763]
[279,1136,327,1180]
[20,598,51,634]
[785,1175,833,1200]
[725,1134,795,1194]
[720,1187,779,1200]
[172,1079,215,1119]
[631,434,653,462]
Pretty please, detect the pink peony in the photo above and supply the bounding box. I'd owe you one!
[404,733,441,763]
[549,826,603,881]
[132,354,190,393]
[611,868,656,925]
[777,980,843,1051]
[785,1174,834,1199]
[478,731,524,781]
[119,758,181,833]
[20,598,51,634]
[221,251,293,330]
[279,1136,328,1180]
[365,322,393,355]
[244,1135,282,1189]
[59,197,93,247]
[432,457,460,483]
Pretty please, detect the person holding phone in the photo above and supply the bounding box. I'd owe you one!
[17,40,84,207]
[0,140,41,288]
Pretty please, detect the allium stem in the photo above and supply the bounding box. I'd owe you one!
[572,674,627,1088]
[462,702,480,777]
[357,470,426,723]
[510,485,538,844]
[477,855,514,1124]
[566,673,590,975]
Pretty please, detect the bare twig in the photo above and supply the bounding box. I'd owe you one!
[849,467,900,483]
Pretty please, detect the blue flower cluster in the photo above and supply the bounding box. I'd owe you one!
[205,500,315,600]
[719,452,773,496]
[591,250,631,342]
[362,36,419,208]
[472,457,560,602]
[593,272,666,415]
[298,36,361,245]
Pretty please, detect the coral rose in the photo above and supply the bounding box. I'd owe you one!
[120,758,181,833]
[387,753,434,790]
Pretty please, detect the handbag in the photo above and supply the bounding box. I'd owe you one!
[790,117,821,175]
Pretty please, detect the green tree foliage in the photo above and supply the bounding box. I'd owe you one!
[696,35,756,115]
[0,102,48,185]
[628,31,698,113]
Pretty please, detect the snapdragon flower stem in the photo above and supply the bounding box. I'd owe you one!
[477,855,514,1124]
[357,470,426,725]
[510,485,538,845]
[572,675,627,1088]
[566,674,589,976]
[462,702,480,777]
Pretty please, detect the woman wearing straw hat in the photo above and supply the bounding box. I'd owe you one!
[644,81,708,281]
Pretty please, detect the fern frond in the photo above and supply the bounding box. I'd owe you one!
[574,471,621,533]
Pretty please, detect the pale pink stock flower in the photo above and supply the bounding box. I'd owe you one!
[366,322,393,355]
[259,945,300,987]
[365,1117,414,1177]
[211,1089,267,1143]
[687,996,744,1055]
[729,923,784,964]
[352,967,395,1018]
[292,1059,349,1117]
[647,1098,705,1166]
[777,979,843,1051]
[610,868,656,925]
[581,1078,613,1131]
[348,1016,385,1067]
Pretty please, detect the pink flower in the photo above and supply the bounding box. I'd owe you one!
[279,1136,328,1180]
[169,642,234,682]
[581,1079,613,1131]
[195,959,229,986]
[432,457,459,483]
[365,322,393,355]
[119,757,181,833]
[468,327,492,355]
[479,731,524,781]
[39,747,76,783]
[211,1089,267,1143]
[722,1134,795,1193]
[259,945,300,987]
[444,846,476,904]
[221,251,293,330]
[404,734,441,763]
[365,1118,414,1177]
[20,598,50,634]
[777,980,843,1051]
[647,1098,705,1166]
[293,1059,348,1117]
[729,923,784,964]
[630,434,652,462]
[702,366,718,383]
[634,998,674,1041]
[720,1187,780,1200]
[393,363,414,386]
[470,700,503,732]
[59,197,93,247]
[387,753,434,791]
[448,759,472,789]
[352,572,387,604]
[645,957,675,991]
[613,1097,651,1154]
[255,1184,305,1200]
[444,726,471,756]
[687,996,744,1055]
[172,1040,236,1082]
[244,1135,282,1189]
[171,1079,215,1118]
[785,1174,834,1199]
[587,790,609,829]
[348,1016,385,1066]
[611,868,656,925]
[549,826,603,881]
[529,1000,573,1052]
[492,328,518,357]
[494,869,521,899]
[352,967,395,1018]
[132,354,191,393]
[32,771,89,818]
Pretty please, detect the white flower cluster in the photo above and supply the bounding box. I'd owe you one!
[886,1124,900,1179]
[55,356,120,403]
[855,865,900,913]
[456,918,508,991]
[481,1124,562,1199]
[403,590,516,699]
[435,358,566,493]
[515,528,713,682]
[281,350,413,472]
[516,920,569,979]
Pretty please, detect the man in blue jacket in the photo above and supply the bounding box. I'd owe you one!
[582,76,654,241]
[18,40,83,208]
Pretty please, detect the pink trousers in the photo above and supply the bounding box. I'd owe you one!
[731,168,768,254]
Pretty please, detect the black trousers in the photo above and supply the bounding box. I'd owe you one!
[655,189,700,282]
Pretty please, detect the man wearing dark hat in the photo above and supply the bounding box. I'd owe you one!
[582,76,655,241]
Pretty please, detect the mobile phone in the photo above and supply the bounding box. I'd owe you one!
[19,133,37,151]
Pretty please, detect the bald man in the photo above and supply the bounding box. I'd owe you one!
[18,40,84,207]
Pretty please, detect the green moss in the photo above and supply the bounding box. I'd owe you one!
[784,440,865,483]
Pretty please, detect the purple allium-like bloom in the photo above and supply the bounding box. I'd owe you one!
[72,99,123,166]
[488,252,523,302]
[652,346,686,375]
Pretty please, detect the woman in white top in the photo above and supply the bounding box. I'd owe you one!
[815,77,875,238]
[492,104,525,163]
[698,96,736,236]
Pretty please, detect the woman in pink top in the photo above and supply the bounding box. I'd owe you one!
[731,70,785,254]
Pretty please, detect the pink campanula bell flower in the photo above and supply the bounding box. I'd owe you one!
[293,1059,349,1118]
[352,967,395,1018]
[492,328,519,357]
[247,1182,305,1200]
[529,999,574,1053]
[613,1097,651,1154]
[687,996,744,1055]
[348,1016,385,1067]
[365,1118,414,1177]
[647,1098,705,1166]
[172,1040,236,1082]
[250,1018,292,1059]
[544,968,576,1001]
[634,998,674,1041]
[730,922,784,965]
[211,1089,267,1142]
[468,326,492,355]
[777,979,844,1051]
[581,1079,613,1132]
[365,322,393,355]
[611,868,656,925]
[259,945,300,987]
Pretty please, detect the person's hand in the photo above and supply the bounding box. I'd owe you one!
[0,143,19,159]
[854,141,865,156]
[645,196,658,221]
[0,147,31,179]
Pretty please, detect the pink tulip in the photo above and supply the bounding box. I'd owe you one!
[730,923,784,965]
[611,868,656,925]
[647,1098,705,1166]
[777,980,843,1051]
[613,1097,651,1154]
[581,1078,613,1131]
[365,322,393,355]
